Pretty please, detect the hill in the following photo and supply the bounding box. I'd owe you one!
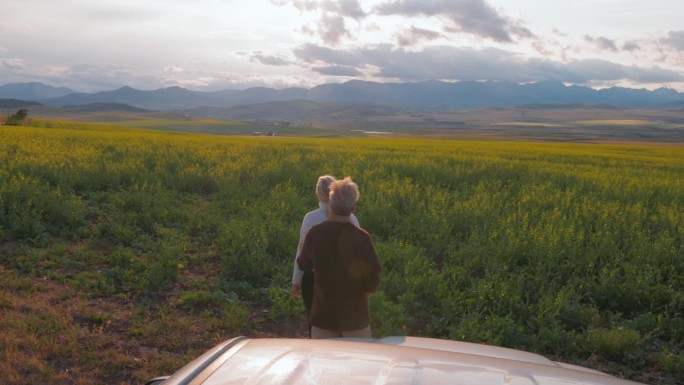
[3,81,683,143]
[0,99,42,108]
[62,102,151,113]
[181,100,406,124]
[0,82,73,100]
[3,80,683,113]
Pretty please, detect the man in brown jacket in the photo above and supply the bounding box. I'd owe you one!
[297,177,381,339]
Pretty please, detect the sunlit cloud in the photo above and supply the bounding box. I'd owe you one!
[0,58,26,70]
[0,0,683,91]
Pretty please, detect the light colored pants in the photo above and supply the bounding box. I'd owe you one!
[311,325,372,339]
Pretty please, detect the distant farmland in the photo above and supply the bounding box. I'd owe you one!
[11,102,684,143]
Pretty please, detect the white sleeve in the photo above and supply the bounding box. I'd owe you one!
[351,213,360,227]
[291,216,310,285]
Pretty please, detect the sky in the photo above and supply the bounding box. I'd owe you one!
[1,0,683,92]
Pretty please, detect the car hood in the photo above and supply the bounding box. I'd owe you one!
[161,336,645,385]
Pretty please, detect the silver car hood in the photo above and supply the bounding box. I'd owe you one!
[161,336,645,385]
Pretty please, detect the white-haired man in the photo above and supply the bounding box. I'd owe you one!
[291,175,360,335]
[297,177,381,339]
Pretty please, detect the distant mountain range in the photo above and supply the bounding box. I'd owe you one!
[0,82,74,100]
[2,80,683,114]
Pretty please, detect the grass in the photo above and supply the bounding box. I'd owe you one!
[575,119,659,126]
[495,122,570,127]
[0,259,255,384]
[0,120,683,384]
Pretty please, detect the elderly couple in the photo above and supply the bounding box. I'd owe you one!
[291,175,382,339]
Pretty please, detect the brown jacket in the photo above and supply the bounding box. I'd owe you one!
[297,221,381,331]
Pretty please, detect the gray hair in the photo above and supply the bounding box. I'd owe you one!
[329,177,359,216]
[316,175,336,202]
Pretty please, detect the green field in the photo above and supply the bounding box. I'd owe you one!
[0,120,683,384]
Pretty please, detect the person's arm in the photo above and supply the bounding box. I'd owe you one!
[297,228,315,273]
[291,216,309,298]
[351,213,360,227]
[291,253,303,298]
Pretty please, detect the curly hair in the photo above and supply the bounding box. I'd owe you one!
[329,177,359,215]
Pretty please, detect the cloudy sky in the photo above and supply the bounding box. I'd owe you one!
[1,0,683,92]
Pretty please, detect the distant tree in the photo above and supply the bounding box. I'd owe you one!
[5,108,28,126]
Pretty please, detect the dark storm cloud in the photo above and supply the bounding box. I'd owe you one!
[375,0,532,42]
[295,44,552,81]
[294,43,684,84]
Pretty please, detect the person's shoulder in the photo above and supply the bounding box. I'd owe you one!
[356,225,371,235]
[308,219,332,232]
[303,207,326,223]
[303,208,320,218]
[347,223,371,237]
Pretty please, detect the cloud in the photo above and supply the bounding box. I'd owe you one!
[57,63,166,91]
[274,0,366,45]
[396,26,442,47]
[0,21,33,35]
[294,43,364,67]
[375,0,532,43]
[334,0,366,19]
[565,60,684,84]
[286,0,366,19]
[293,43,684,85]
[0,58,26,70]
[295,44,548,81]
[312,65,362,76]
[584,35,618,52]
[277,0,535,47]
[250,52,291,66]
[164,66,185,73]
[661,31,684,50]
[318,13,351,45]
[622,41,641,52]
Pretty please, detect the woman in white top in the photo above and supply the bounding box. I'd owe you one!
[291,176,359,329]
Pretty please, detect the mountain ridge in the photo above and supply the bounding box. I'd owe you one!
[0,82,74,100]
[2,80,683,112]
